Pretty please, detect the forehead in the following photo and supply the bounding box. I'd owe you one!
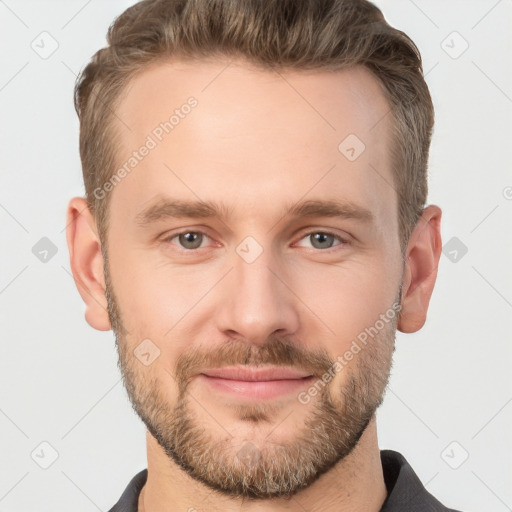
[110,58,397,231]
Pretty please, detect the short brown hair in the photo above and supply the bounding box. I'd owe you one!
[74,0,434,256]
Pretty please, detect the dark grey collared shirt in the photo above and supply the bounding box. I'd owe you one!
[108,449,464,511]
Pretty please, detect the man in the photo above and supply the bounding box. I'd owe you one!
[66,0,464,510]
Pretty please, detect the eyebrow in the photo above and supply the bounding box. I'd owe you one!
[135,196,374,227]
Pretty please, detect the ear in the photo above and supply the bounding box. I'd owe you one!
[397,205,442,333]
[66,197,111,331]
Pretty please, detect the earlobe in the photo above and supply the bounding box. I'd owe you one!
[397,205,442,334]
[66,197,112,331]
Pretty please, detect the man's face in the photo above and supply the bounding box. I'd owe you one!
[103,59,403,498]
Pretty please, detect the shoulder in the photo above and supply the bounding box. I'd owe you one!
[108,468,147,512]
[379,450,465,512]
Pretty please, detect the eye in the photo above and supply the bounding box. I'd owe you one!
[161,229,348,252]
[164,231,210,250]
[295,231,347,250]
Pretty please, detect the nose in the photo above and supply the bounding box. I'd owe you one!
[215,246,300,345]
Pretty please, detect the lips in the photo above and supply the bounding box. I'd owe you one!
[198,366,315,400]
[200,366,313,381]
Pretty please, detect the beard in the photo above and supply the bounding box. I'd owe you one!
[104,256,398,499]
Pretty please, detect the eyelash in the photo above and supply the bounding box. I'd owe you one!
[161,229,349,253]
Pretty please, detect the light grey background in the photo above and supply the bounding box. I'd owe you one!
[0,1,511,511]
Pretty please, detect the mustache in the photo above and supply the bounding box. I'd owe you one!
[173,336,335,393]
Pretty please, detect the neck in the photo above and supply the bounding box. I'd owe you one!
[138,415,387,512]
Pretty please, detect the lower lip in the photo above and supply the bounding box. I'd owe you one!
[198,374,315,400]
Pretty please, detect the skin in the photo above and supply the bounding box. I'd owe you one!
[66,58,442,512]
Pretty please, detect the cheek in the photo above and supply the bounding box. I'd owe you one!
[107,246,217,341]
[290,258,398,347]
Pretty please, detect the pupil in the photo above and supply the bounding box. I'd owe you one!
[180,232,202,249]
[312,233,332,249]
